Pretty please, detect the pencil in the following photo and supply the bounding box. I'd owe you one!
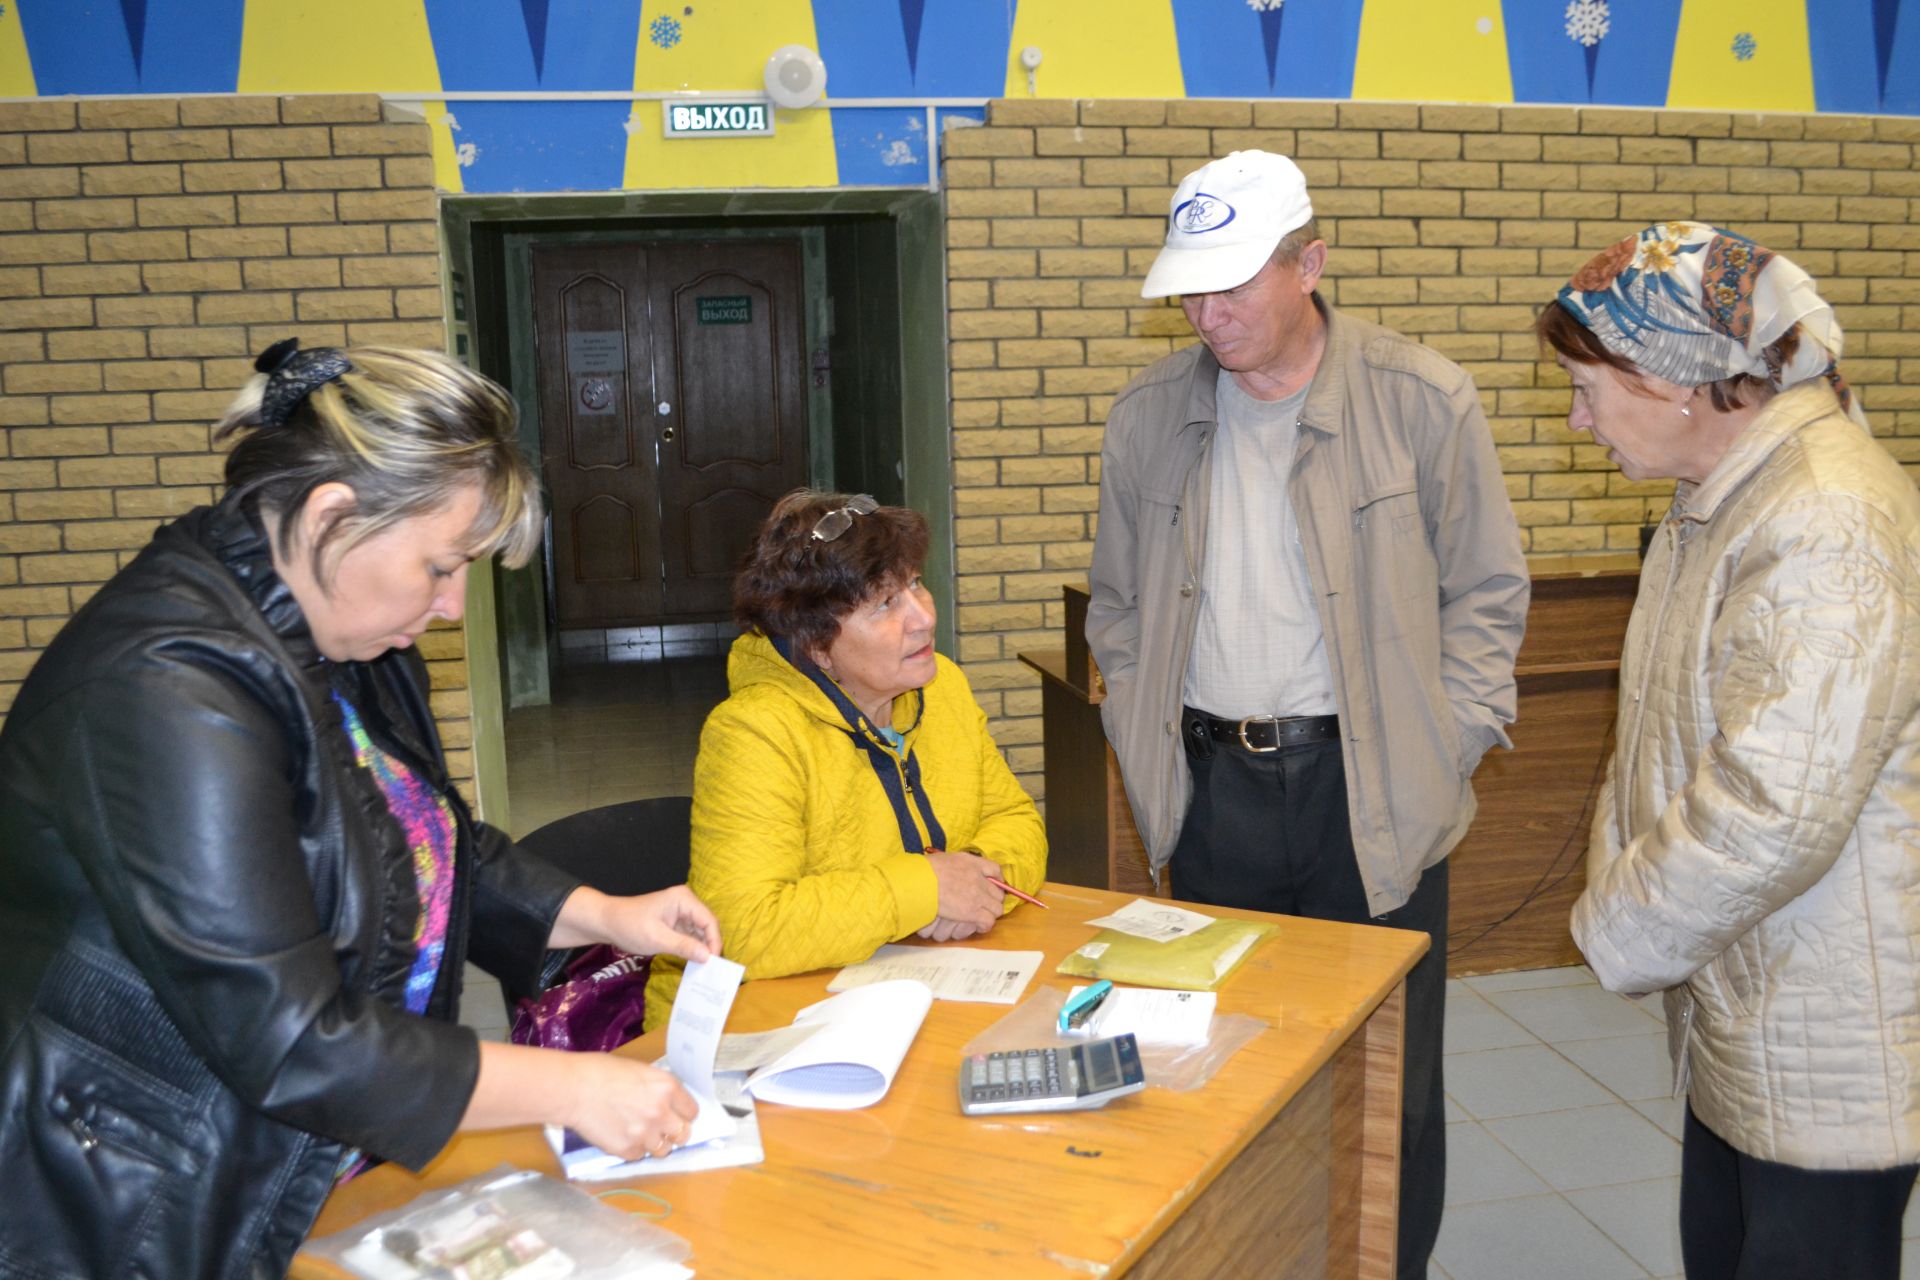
[986,876,1049,910]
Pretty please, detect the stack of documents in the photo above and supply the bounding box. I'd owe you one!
[725,979,934,1111]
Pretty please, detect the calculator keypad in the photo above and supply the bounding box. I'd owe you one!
[959,1036,1144,1115]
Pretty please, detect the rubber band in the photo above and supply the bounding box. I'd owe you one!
[593,1187,673,1220]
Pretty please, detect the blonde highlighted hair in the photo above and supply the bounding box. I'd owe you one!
[216,346,542,582]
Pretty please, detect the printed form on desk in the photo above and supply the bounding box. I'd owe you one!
[827,944,1042,1003]
[1083,898,1216,943]
[1064,985,1216,1047]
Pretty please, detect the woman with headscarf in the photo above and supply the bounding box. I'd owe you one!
[1540,223,1920,1279]
[644,490,1046,1028]
[0,343,721,1277]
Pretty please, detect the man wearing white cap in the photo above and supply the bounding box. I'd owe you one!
[1087,150,1528,1276]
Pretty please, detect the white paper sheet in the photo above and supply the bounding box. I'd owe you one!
[1082,898,1216,943]
[745,979,932,1110]
[664,955,743,1146]
[1065,985,1216,1047]
[714,1022,826,1074]
[826,944,1042,1004]
[549,1070,764,1182]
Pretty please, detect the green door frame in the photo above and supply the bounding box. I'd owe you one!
[441,190,951,826]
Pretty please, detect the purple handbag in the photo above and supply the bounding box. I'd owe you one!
[508,945,653,1052]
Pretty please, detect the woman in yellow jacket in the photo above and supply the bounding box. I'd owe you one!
[645,491,1047,1027]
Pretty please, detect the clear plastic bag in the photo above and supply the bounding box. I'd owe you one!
[961,986,1269,1092]
[1055,918,1276,990]
[303,1166,692,1280]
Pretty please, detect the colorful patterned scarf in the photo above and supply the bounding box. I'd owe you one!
[328,691,459,1184]
[1556,221,1865,425]
[332,691,457,1015]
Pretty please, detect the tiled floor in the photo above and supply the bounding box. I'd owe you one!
[459,653,728,1043]
[460,665,1920,1275]
[1433,965,1920,1279]
[499,655,728,841]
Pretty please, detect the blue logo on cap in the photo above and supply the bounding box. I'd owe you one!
[1173,193,1236,234]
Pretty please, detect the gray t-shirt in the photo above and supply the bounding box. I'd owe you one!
[1181,369,1338,719]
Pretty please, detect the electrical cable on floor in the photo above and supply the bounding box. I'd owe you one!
[1446,720,1615,961]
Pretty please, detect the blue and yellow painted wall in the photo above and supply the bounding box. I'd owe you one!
[3,1,1917,193]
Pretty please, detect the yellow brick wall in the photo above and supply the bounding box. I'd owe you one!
[0,94,477,788]
[946,98,1920,799]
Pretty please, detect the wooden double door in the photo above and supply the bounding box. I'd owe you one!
[530,238,808,627]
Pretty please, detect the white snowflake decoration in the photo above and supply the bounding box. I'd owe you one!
[1246,0,1283,13]
[1564,0,1609,48]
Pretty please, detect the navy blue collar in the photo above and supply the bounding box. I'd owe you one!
[770,635,945,853]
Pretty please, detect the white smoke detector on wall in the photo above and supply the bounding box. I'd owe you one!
[765,45,828,109]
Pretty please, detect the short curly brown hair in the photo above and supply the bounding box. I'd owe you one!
[734,489,930,657]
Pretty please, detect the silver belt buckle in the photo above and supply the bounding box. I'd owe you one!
[1236,714,1281,753]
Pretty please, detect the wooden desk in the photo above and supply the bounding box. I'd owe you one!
[1018,648,1161,898]
[1443,569,1636,973]
[294,885,1425,1280]
[1023,572,1639,975]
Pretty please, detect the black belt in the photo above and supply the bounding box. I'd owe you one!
[1184,707,1340,754]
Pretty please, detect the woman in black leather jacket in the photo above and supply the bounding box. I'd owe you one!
[0,343,723,1279]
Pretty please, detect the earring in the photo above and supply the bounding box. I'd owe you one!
[1679,404,1692,417]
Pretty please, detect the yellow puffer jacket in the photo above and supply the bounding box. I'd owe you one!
[645,632,1047,1028]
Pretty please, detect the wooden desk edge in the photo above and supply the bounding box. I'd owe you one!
[1017,647,1099,701]
[297,896,1428,1280]
[1113,926,1426,1278]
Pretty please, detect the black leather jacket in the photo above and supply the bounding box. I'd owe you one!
[0,496,580,1279]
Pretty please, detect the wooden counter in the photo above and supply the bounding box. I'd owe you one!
[294,884,1426,1280]
[1021,572,1638,975]
[1444,570,1636,973]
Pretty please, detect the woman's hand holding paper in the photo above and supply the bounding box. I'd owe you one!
[563,1053,700,1160]
[553,885,723,963]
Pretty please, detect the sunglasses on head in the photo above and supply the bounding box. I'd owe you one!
[809,494,879,544]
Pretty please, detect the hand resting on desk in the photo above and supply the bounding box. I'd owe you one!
[917,850,1007,941]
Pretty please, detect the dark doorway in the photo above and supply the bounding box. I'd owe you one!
[443,191,949,830]
[530,237,809,628]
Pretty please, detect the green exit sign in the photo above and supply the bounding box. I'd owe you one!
[697,295,752,324]
[662,100,774,138]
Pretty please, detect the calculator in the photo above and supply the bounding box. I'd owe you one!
[958,1033,1146,1115]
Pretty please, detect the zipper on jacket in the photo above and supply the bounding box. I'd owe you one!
[68,1115,99,1152]
[1178,436,1207,588]
[1159,431,1211,860]
[1618,517,1685,835]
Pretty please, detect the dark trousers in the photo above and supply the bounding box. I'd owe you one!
[1170,729,1447,1280]
[1680,1104,1917,1280]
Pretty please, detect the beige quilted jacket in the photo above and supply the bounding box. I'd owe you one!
[1571,382,1920,1169]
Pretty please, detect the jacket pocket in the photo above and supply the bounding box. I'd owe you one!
[1353,484,1434,613]
[1139,484,1183,526]
[0,1016,211,1280]
[1690,949,1755,1025]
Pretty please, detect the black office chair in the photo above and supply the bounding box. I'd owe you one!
[499,795,694,1019]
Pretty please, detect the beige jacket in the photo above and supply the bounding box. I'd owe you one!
[1087,299,1529,915]
[1572,382,1920,1169]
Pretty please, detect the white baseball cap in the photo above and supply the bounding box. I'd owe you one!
[1140,150,1315,299]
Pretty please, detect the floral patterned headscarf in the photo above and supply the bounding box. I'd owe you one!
[1556,222,1864,423]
